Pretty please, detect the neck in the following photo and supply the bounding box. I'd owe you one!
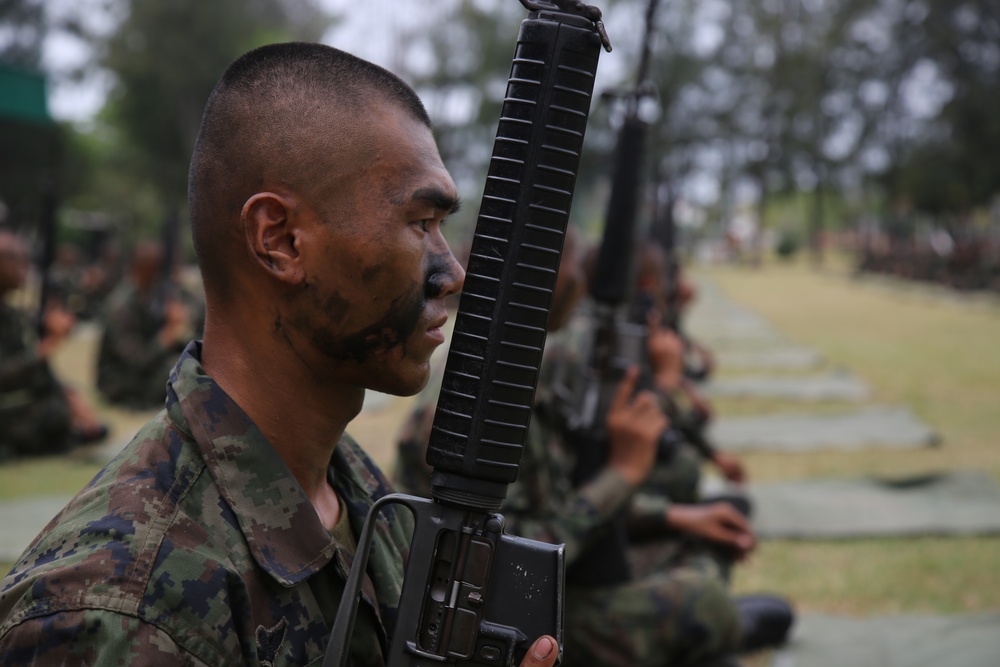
[200,305,365,507]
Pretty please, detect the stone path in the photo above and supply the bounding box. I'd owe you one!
[687,275,935,453]
[750,471,1000,539]
[702,372,872,402]
[771,613,1000,667]
[715,347,824,371]
[0,495,74,562]
[708,407,939,453]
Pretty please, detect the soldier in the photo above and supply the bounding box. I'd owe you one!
[0,43,559,667]
[96,240,197,410]
[396,231,792,667]
[0,230,107,458]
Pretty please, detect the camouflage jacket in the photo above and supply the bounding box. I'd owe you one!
[0,302,70,453]
[0,302,59,400]
[501,326,671,564]
[0,341,412,666]
[395,324,671,565]
[96,282,190,410]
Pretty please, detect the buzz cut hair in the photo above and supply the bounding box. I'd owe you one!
[187,42,431,293]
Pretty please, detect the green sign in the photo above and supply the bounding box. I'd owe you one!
[0,64,52,125]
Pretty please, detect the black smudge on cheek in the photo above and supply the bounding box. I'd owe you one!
[297,251,457,365]
[314,282,425,363]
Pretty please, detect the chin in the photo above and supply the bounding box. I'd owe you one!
[370,364,430,398]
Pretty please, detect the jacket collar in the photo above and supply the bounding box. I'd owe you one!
[166,341,340,587]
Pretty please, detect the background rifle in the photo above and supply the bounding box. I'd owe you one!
[648,177,680,332]
[560,0,663,587]
[647,178,719,460]
[324,2,609,665]
[34,174,58,338]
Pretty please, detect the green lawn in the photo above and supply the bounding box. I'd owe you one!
[708,258,1000,614]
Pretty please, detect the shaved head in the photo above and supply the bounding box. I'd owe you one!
[188,42,432,297]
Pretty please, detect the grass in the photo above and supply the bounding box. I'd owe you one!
[734,537,1000,615]
[704,256,1000,614]
[5,255,1000,616]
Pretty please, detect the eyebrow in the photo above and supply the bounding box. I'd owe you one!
[410,187,462,215]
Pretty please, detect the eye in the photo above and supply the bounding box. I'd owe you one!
[416,217,447,233]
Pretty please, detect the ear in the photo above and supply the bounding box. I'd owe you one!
[242,192,306,285]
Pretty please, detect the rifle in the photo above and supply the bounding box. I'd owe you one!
[647,180,718,459]
[323,3,610,665]
[34,174,59,338]
[559,0,665,587]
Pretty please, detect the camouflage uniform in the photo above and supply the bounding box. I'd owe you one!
[0,302,72,456]
[0,341,412,666]
[396,329,741,667]
[96,283,194,410]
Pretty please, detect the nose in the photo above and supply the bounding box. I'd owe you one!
[425,231,466,300]
[439,244,466,298]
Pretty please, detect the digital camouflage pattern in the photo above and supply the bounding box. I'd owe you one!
[0,302,71,456]
[0,341,413,666]
[96,282,195,410]
[395,327,741,667]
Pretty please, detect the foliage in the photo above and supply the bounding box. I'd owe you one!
[0,0,44,68]
[48,0,331,239]
[100,0,327,206]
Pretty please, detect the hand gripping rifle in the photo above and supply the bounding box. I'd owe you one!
[559,0,669,587]
[323,3,610,665]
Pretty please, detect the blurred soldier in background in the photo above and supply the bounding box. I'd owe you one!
[0,230,107,459]
[396,228,792,667]
[96,240,200,410]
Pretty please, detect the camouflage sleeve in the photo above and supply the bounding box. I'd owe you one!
[625,491,672,539]
[500,416,636,565]
[0,311,53,392]
[0,347,52,392]
[0,610,212,666]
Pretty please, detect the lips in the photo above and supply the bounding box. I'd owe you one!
[426,313,448,344]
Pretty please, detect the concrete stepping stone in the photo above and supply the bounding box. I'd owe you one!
[0,495,74,562]
[709,407,938,452]
[716,348,824,371]
[702,372,871,401]
[771,613,1000,667]
[751,471,1000,539]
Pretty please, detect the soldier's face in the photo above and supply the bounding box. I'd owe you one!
[290,106,465,396]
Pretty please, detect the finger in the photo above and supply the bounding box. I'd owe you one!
[646,307,662,332]
[610,366,640,410]
[722,507,751,532]
[520,635,559,667]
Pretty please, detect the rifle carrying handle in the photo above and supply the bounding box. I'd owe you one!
[427,9,604,512]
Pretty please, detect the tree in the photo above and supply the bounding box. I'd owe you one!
[93,0,330,223]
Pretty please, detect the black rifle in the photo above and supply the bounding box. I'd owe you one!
[647,181,718,459]
[647,179,680,332]
[323,3,609,665]
[560,0,665,588]
[34,175,59,338]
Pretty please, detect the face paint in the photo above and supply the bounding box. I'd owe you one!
[424,249,457,300]
[296,248,457,364]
